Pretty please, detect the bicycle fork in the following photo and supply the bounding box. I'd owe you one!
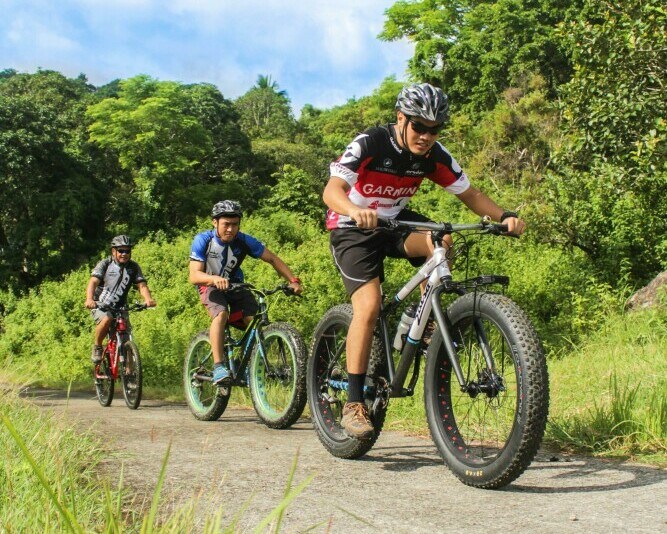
[430,286,503,397]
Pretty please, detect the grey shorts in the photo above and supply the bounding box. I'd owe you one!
[198,286,259,322]
[91,307,130,327]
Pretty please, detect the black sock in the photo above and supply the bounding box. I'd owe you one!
[347,372,366,403]
[214,362,223,369]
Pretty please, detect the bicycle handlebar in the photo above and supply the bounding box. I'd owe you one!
[226,282,301,297]
[96,302,153,313]
[376,216,513,236]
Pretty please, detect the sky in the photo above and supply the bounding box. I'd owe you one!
[1,0,414,114]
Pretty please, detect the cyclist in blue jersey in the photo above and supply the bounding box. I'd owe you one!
[189,200,303,385]
[85,235,156,363]
[323,83,525,439]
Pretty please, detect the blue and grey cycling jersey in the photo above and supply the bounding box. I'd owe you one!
[189,230,265,283]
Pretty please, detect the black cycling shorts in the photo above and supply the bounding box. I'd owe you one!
[329,209,431,296]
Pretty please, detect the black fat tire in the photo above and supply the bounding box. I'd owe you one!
[183,331,230,421]
[249,322,308,429]
[95,353,114,407]
[424,292,549,488]
[121,341,143,409]
[307,304,388,459]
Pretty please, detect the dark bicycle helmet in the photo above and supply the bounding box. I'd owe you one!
[211,200,243,219]
[110,235,132,248]
[395,83,449,123]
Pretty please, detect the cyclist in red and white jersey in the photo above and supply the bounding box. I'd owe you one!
[323,83,525,439]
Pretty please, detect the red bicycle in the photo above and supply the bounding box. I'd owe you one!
[93,303,148,409]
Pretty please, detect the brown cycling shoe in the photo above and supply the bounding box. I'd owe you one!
[341,402,374,440]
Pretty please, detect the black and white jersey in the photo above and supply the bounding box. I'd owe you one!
[91,258,146,309]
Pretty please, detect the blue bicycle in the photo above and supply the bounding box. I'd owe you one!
[184,283,307,429]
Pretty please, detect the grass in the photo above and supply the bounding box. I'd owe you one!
[0,382,117,531]
[0,381,316,532]
[545,306,667,463]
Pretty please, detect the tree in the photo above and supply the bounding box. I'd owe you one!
[263,165,326,224]
[298,77,404,153]
[87,75,212,228]
[0,70,104,290]
[235,75,296,139]
[380,0,580,114]
[545,0,667,284]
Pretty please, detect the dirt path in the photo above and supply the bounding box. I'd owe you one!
[27,389,667,533]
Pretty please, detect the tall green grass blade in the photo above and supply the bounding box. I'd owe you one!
[0,412,85,534]
[141,441,171,533]
[252,455,314,534]
[273,448,299,532]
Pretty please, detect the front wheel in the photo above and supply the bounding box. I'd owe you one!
[94,351,114,407]
[249,322,307,429]
[307,304,388,459]
[424,292,549,489]
[121,341,142,409]
[183,331,230,421]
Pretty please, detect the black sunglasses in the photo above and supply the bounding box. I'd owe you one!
[407,117,445,136]
[116,248,131,254]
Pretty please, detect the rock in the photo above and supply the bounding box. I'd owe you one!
[626,271,667,311]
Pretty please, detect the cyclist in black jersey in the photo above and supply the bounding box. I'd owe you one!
[323,83,526,439]
[85,235,156,364]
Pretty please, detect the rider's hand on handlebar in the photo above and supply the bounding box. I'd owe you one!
[502,216,525,237]
[210,275,230,290]
[85,298,97,309]
[144,298,157,308]
[287,280,303,295]
[349,208,378,229]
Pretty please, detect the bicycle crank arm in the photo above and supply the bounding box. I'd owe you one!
[193,373,213,382]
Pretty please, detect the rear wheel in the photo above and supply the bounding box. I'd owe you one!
[249,322,308,429]
[121,341,142,409]
[424,292,549,488]
[94,351,114,407]
[183,331,230,421]
[307,304,388,459]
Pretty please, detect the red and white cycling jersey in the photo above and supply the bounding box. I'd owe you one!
[326,124,470,229]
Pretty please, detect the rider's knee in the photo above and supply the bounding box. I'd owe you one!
[212,310,229,326]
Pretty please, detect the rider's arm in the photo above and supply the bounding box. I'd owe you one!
[456,187,525,235]
[323,176,378,229]
[85,277,100,309]
[188,260,230,290]
[259,249,302,294]
[137,281,156,307]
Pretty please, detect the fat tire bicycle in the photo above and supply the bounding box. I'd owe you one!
[183,283,308,429]
[94,303,148,409]
[307,217,549,488]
